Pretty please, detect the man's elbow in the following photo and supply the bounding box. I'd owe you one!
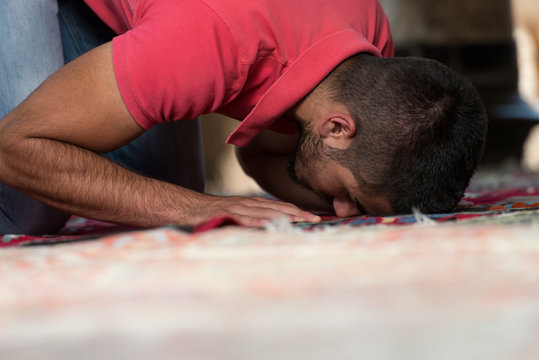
[0,118,36,186]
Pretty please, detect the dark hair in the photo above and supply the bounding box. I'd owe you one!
[323,54,488,214]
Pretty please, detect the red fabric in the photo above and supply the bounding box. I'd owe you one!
[83,0,393,145]
[0,216,242,247]
[193,216,242,233]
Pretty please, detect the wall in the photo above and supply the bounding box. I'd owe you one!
[379,0,513,45]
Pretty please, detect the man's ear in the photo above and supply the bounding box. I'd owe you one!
[317,114,356,149]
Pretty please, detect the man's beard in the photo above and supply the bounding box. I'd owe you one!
[287,124,323,192]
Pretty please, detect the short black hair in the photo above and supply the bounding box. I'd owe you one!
[324,54,488,214]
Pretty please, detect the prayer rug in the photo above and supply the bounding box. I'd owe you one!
[2,164,539,246]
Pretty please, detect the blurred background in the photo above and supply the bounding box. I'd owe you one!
[201,0,539,195]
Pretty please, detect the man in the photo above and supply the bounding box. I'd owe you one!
[0,0,487,234]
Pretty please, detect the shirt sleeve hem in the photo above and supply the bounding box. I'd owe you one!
[112,36,155,130]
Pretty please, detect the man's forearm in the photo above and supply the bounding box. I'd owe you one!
[0,136,205,227]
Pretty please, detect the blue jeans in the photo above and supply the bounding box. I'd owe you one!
[0,0,205,234]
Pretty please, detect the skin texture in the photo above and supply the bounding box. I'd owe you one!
[0,42,321,227]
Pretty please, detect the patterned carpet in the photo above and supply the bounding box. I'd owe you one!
[1,164,539,359]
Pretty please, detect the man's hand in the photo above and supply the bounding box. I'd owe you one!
[0,42,319,228]
[194,194,321,227]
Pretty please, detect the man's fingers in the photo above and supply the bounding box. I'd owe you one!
[228,197,321,222]
[197,194,322,227]
[228,215,265,228]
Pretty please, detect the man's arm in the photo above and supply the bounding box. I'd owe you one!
[237,129,333,212]
[0,42,319,227]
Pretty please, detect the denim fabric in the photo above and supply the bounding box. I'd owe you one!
[0,0,205,234]
[57,0,116,63]
[0,0,64,119]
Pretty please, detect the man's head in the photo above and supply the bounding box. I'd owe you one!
[288,53,488,216]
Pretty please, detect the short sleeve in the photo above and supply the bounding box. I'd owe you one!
[111,0,243,129]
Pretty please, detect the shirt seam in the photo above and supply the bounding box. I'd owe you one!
[124,37,156,126]
[193,0,247,98]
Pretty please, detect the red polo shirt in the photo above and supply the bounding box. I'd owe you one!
[84,0,393,146]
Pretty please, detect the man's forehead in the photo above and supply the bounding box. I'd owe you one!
[357,193,393,215]
[313,164,393,215]
[348,177,394,215]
